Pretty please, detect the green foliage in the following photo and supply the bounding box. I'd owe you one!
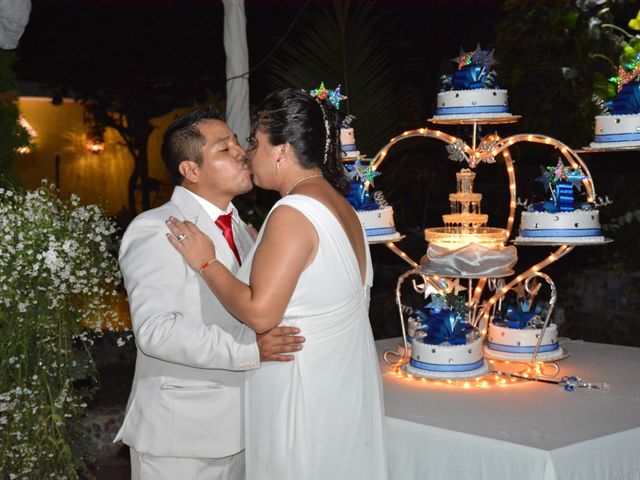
[0,50,30,188]
[0,183,123,478]
[495,0,639,148]
[267,0,421,155]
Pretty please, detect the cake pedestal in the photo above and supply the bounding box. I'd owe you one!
[427,115,521,125]
[576,145,640,153]
[373,116,610,381]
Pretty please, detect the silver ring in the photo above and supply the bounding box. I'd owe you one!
[177,233,187,242]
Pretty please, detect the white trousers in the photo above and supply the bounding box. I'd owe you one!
[130,447,245,480]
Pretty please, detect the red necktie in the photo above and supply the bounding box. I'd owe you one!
[215,212,242,265]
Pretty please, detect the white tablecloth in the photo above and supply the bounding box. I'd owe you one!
[377,337,640,480]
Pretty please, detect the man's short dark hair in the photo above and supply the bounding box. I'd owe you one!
[161,106,224,185]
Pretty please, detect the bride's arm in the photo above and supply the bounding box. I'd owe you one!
[166,206,318,333]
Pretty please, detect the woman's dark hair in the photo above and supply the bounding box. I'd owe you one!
[161,106,223,185]
[251,88,348,193]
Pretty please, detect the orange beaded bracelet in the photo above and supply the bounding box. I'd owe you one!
[198,258,219,274]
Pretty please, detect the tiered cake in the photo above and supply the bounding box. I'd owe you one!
[484,280,564,361]
[590,57,640,148]
[340,116,361,159]
[406,293,488,379]
[515,161,604,244]
[341,119,401,243]
[432,45,513,120]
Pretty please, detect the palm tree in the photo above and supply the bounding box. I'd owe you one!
[266,0,422,155]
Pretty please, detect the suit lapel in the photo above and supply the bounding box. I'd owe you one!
[170,187,240,273]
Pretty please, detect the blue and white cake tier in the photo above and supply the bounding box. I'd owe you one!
[590,114,640,148]
[405,334,489,380]
[340,126,361,159]
[356,206,400,242]
[433,89,511,119]
[484,322,564,361]
[515,209,604,244]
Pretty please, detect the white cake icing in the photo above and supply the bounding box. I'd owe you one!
[405,334,489,380]
[340,127,360,158]
[590,113,640,148]
[515,209,604,244]
[484,323,564,361]
[433,89,510,119]
[356,206,398,241]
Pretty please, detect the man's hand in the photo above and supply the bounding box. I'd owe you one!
[256,326,305,362]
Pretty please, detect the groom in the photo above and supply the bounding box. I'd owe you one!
[115,107,304,480]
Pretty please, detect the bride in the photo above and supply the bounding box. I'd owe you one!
[166,88,387,480]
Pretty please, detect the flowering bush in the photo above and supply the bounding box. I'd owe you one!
[0,182,122,478]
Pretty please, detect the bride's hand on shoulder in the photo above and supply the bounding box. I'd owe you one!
[166,217,216,271]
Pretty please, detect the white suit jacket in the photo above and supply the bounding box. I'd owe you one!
[114,186,259,458]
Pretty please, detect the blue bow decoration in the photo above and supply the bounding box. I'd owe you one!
[541,182,575,213]
[412,308,470,345]
[494,299,543,329]
[345,181,378,210]
[420,309,470,345]
[554,182,575,212]
[534,162,589,213]
[442,65,500,91]
[605,82,640,115]
[453,65,486,89]
[344,159,382,210]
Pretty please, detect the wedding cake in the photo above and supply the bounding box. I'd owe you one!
[484,280,564,361]
[590,57,640,148]
[344,159,400,242]
[340,116,361,159]
[515,161,605,244]
[340,115,400,242]
[432,45,513,120]
[406,293,489,379]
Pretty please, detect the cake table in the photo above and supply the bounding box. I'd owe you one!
[376,337,640,480]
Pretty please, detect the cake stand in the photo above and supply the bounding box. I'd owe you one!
[374,116,610,382]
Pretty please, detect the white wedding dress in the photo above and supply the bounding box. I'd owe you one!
[238,194,388,480]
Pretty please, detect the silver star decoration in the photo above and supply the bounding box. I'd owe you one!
[443,277,467,296]
[471,44,497,72]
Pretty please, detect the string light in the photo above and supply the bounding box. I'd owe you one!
[389,357,540,389]
[372,126,598,386]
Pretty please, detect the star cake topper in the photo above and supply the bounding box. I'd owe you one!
[453,44,497,72]
[536,160,589,192]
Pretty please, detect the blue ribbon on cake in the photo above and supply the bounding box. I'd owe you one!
[345,182,378,211]
[494,299,543,329]
[344,159,382,211]
[534,162,590,213]
[440,46,500,92]
[414,309,470,345]
[540,182,574,213]
[605,82,640,115]
[450,65,497,90]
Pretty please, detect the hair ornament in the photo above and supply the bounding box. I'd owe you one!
[309,82,347,109]
[308,82,347,163]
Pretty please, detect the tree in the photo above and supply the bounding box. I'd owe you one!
[17,2,228,217]
[266,0,422,155]
[0,50,30,188]
[495,0,638,148]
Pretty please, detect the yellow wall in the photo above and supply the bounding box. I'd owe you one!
[17,97,192,216]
